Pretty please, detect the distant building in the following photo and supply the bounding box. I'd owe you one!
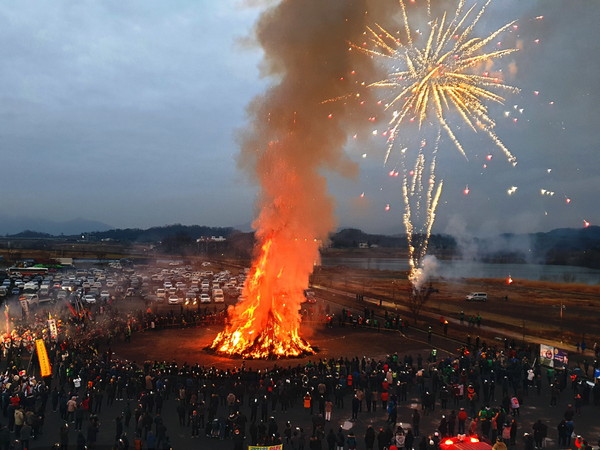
[196,236,226,243]
[358,242,379,249]
[55,258,74,266]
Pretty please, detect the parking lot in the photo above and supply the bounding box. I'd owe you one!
[0,260,250,319]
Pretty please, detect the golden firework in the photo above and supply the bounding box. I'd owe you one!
[355,0,519,165]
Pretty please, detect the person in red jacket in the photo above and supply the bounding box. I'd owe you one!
[381,390,389,410]
[458,408,468,434]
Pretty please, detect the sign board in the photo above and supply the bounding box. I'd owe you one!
[249,446,283,450]
[553,347,569,368]
[539,344,569,368]
[35,339,52,377]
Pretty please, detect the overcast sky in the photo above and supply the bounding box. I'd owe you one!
[1,0,598,237]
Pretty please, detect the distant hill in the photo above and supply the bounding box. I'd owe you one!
[0,214,113,236]
[2,220,598,269]
[329,226,600,269]
[86,224,236,243]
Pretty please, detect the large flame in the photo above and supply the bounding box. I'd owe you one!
[210,236,315,358]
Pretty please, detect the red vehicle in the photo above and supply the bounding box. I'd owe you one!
[439,436,492,450]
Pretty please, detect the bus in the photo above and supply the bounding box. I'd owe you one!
[7,267,49,277]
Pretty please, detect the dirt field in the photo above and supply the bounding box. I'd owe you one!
[312,265,600,347]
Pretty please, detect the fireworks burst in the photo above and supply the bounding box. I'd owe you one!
[352,0,519,287]
[355,0,520,165]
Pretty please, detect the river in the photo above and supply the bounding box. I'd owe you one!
[320,257,600,285]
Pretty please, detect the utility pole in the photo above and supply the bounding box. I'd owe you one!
[560,298,564,342]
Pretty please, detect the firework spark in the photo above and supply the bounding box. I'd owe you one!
[353,0,518,287]
[354,0,519,165]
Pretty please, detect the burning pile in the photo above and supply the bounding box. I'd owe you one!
[209,238,315,359]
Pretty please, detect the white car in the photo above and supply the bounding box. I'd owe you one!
[168,295,182,305]
[200,293,211,303]
[100,291,111,301]
[84,294,97,304]
[466,292,487,302]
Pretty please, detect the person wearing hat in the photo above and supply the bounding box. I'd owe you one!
[492,436,507,450]
[233,427,245,450]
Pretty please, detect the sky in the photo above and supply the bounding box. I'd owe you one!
[1,0,598,237]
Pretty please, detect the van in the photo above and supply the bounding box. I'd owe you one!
[466,292,487,302]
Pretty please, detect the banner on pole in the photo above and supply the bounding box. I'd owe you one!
[48,319,58,340]
[35,339,52,377]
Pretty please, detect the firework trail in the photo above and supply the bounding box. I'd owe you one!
[355,0,519,287]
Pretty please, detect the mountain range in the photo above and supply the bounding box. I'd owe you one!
[0,214,113,236]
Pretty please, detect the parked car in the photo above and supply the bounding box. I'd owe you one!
[168,295,182,305]
[466,292,487,302]
[304,290,316,303]
[84,294,97,304]
[200,293,211,303]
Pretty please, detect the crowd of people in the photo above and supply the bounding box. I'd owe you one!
[0,291,596,449]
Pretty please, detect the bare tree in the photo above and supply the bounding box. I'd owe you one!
[408,285,434,324]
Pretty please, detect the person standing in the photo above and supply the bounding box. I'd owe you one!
[327,429,337,450]
[347,432,357,450]
[60,423,69,450]
[492,437,507,450]
[412,409,421,437]
[20,421,32,450]
[115,416,124,444]
[14,407,24,439]
[190,410,200,438]
[510,395,520,417]
[377,428,388,450]
[233,428,245,450]
[365,425,375,450]
[87,415,99,449]
[336,427,345,450]
[325,399,333,422]
[457,408,467,435]
[557,420,568,448]
[352,394,360,421]
[404,429,414,450]
[304,393,313,416]
[532,419,547,449]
